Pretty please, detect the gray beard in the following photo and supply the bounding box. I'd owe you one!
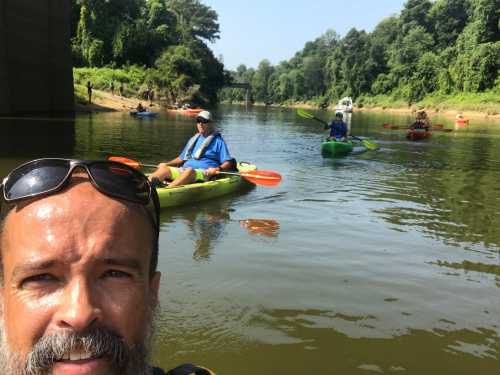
[0,309,157,375]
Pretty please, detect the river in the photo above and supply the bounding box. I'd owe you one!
[1,105,499,374]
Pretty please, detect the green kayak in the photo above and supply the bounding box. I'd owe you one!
[321,140,354,157]
[155,162,256,208]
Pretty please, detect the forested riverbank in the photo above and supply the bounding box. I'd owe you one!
[220,0,500,115]
[70,0,499,116]
[70,0,226,106]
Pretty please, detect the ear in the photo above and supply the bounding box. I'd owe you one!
[149,271,161,307]
[0,286,4,317]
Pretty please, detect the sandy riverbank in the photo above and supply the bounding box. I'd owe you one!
[80,93,500,122]
[266,102,500,122]
[354,106,500,121]
[75,89,160,113]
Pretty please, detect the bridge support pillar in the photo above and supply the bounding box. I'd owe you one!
[0,0,74,115]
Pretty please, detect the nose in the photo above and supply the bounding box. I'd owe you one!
[54,277,102,331]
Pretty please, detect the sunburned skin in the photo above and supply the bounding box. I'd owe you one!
[0,178,160,375]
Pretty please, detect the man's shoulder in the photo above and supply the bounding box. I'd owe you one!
[153,364,215,375]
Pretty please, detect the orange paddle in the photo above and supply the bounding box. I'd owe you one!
[108,156,282,187]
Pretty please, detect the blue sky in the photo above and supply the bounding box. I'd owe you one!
[203,0,407,70]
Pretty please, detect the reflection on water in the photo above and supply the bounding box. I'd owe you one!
[239,219,280,237]
[1,107,499,373]
[0,117,75,156]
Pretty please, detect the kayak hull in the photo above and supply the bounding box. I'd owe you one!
[321,140,354,157]
[155,163,256,209]
[406,128,431,141]
[130,111,158,117]
[167,108,204,116]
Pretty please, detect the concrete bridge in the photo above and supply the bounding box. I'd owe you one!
[0,0,74,115]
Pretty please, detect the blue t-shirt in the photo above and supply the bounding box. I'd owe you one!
[180,134,232,169]
[328,120,347,138]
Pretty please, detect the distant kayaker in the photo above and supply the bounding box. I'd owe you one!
[137,102,146,112]
[411,110,430,130]
[149,110,234,188]
[86,80,93,104]
[325,112,348,141]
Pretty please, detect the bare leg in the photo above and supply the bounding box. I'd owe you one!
[168,168,196,188]
[149,163,172,182]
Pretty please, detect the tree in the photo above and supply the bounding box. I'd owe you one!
[303,55,325,97]
[155,45,202,102]
[400,0,433,34]
[388,25,435,84]
[468,0,500,43]
[166,0,220,43]
[252,60,274,102]
[408,52,440,101]
[428,0,471,49]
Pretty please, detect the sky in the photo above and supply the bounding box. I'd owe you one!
[203,0,408,70]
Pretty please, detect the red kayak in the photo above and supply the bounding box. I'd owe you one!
[407,128,431,141]
[167,108,204,116]
[455,118,469,126]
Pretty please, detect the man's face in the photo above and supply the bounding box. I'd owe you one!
[196,119,213,136]
[0,180,160,375]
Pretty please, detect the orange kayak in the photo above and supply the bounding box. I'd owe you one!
[407,128,431,141]
[167,108,204,116]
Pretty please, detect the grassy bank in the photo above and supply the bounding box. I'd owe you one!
[73,66,152,99]
[358,91,500,116]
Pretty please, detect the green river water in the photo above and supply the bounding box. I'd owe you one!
[1,105,499,374]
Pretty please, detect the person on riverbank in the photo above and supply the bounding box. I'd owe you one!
[87,80,93,104]
[149,89,155,105]
[149,111,234,188]
[111,80,115,95]
[0,159,215,375]
[325,112,348,141]
[119,81,125,97]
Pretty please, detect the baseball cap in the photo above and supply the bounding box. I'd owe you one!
[197,111,212,122]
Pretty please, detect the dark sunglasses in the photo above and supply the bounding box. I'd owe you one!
[196,117,210,124]
[1,159,160,235]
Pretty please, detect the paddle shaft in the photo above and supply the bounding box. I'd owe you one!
[217,171,277,180]
[139,162,158,168]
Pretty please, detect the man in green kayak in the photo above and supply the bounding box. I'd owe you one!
[0,159,215,375]
[149,110,234,188]
[325,112,348,141]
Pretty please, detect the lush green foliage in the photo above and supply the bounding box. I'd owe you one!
[73,66,152,98]
[220,0,500,108]
[71,0,225,104]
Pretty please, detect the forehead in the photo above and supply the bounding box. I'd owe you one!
[1,181,152,266]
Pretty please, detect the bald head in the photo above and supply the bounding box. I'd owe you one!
[0,178,158,283]
[0,178,161,374]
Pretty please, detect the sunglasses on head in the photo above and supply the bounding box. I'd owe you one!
[196,117,210,124]
[1,159,160,235]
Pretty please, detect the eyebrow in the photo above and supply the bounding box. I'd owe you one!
[11,257,144,278]
[102,257,143,274]
[12,260,58,278]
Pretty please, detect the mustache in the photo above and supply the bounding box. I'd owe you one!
[25,327,130,375]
